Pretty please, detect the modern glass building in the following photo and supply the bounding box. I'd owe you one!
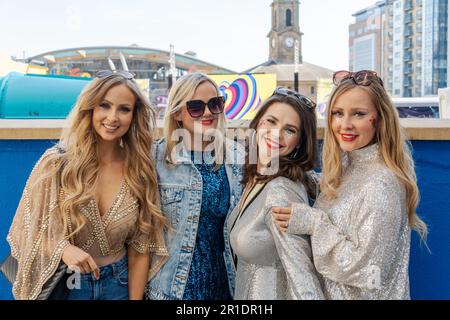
[422,0,448,95]
[382,0,448,97]
[349,1,386,74]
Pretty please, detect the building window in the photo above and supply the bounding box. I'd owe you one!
[286,9,292,27]
[310,86,315,95]
[353,37,375,71]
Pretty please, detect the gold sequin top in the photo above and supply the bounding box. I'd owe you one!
[288,144,411,300]
[7,147,167,300]
[74,180,157,267]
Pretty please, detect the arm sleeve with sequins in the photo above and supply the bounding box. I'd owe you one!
[128,216,160,255]
[7,148,71,299]
[263,179,325,300]
[287,178,405,289]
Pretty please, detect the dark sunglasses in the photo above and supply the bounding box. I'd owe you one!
[95,70,136,80]
[272,87,316,111]
[333,70,384,87]
[186,96,225,118]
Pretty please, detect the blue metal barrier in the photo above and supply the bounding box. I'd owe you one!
[0,139,449,299]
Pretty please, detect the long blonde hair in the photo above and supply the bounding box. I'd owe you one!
[41,74,169,240]
[321,79,427,239]
[163,72,226,170]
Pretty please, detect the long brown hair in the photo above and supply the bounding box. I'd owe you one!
[242,93,318,199]
[321,79,427,239]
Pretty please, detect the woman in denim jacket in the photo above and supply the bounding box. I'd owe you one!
[146,73,244,300]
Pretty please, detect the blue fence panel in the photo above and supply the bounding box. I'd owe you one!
[409,141,450,300]
[0,139,449,299]
[0,140,57,300]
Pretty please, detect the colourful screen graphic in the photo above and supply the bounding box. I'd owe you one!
[209,74,277,120]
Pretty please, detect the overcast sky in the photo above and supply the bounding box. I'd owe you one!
[0,0,378,72]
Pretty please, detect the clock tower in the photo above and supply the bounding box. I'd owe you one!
[268,0,303,64]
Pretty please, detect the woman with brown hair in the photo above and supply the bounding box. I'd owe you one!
[6,70,169,300]
[227,87,324,300]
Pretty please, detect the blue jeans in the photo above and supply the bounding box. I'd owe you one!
[65,255,129,300]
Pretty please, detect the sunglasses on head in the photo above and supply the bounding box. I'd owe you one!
[95,70,136,80]
[186,96,225,118]
[333,70,384,87]
[272,87,316,111]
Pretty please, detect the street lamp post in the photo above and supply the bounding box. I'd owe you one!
[168,44,177,89]
[294,40,300,93]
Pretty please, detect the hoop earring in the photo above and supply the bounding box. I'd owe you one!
[250,129,257,145]
[290,147,300,160]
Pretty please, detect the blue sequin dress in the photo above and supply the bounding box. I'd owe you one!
[183,151,231,300]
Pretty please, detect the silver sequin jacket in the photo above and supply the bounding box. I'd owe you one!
[288,144,411,300]
[228,177,325,300]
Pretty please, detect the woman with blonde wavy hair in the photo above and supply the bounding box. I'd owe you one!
[272,70,427,299]
[147,72,244,300]
[7,70,169,300]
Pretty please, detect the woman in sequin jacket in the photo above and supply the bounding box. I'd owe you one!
[6,71,169,300]
[227,88,324,300]
[272,70,428,300]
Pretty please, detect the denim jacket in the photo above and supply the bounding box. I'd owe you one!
[147,138,244,300]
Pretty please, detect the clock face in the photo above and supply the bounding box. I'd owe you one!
[285,36,294,48]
